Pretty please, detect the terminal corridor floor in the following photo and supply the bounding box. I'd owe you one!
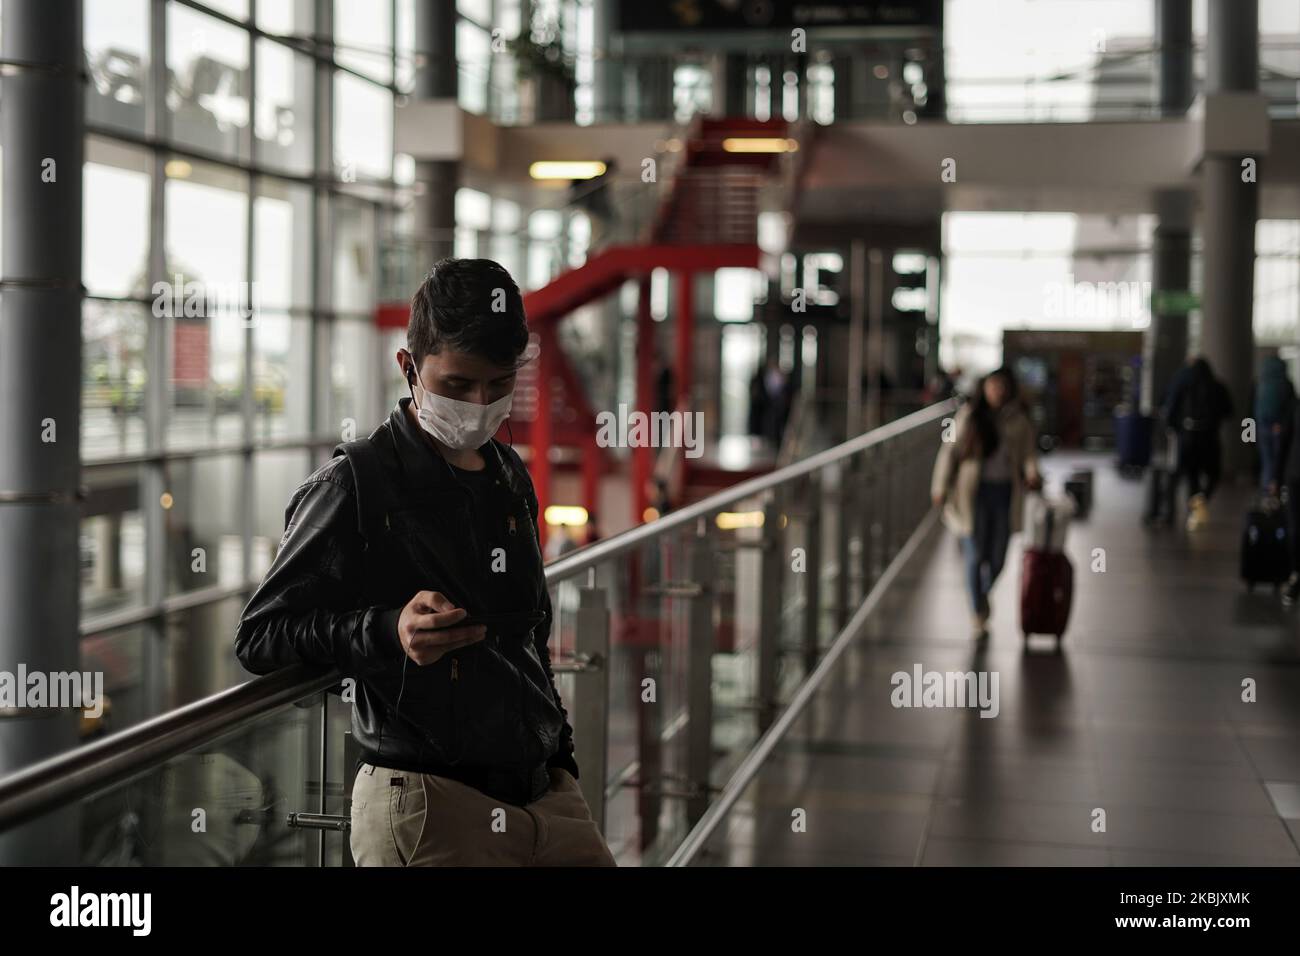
[697,454,1300,866]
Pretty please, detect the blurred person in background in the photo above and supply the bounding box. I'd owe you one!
[1164,355,1234,531]
[1252,354,1294,496]
[930,367,1043,639]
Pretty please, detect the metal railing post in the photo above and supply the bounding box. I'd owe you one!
[757,495,784,732]
[341,730,359,867]
[859,449,876,595]
[802,473,823,673]
[834,461,853,629]
[685,519,715,824]
[880,441,896,564]
[574,580,611,833]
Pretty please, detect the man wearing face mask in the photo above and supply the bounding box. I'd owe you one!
[235,258,615,866]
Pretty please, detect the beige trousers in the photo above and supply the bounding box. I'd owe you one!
[350,762,617,867]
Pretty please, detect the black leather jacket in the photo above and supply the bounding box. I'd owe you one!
[235,398,578,806]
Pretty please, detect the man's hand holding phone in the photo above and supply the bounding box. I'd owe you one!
[396,590,486,666]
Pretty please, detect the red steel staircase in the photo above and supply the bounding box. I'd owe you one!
[376,116,801,540]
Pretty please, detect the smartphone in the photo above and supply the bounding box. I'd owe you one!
[435,610,546,632]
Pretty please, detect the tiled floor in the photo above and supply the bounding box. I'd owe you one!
[695,454,1300,866]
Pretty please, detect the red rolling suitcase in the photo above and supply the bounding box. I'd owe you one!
[1021,499,1073,644]
[1020,548,1073,643]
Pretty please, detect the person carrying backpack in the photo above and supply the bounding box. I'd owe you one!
[235,258,615,867]
[1163,355,1233,531]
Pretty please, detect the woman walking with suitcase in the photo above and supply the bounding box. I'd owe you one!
[931,367,1043,639]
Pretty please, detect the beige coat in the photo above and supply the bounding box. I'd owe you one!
[929,402,1041,537]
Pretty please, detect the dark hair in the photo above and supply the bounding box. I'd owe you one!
[408,258,529,369]
[961,366,1019,461]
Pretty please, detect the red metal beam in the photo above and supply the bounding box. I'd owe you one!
[632,277,654,528]
[533,324,555,549]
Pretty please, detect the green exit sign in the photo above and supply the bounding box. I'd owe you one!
[1152,290,1200,314]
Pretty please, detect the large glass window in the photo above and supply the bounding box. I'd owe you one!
[334,72,393,180]
[333,197,376,311]
[161,454,244,597]
[69,0,408,726]
[254,179,313,309]
[254,312,312,440]
[81,464,148,616]
[255,39,315,174]
[163,596,248,708]
[85,0,150,134]
[334,0,393,84]
[166,4,251,159]
[84,141,151,299]
[83,302,149,459]
[252,449,313,577]
[257,0,313,36]
[82,625,148,733]
[164,161,249,449]
[332,318,381,434]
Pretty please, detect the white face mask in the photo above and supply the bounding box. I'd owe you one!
[410,368,513,450]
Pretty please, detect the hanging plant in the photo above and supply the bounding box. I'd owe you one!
[506,14,575,86]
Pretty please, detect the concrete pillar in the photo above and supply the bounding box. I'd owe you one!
[414,0,459,263]
[1200,0,1259,476]
[1157,0,1194,116]
[591,0,621,123]
[0,0,83,864]
[1145,190,1193,415]
[1144,2,1194,417]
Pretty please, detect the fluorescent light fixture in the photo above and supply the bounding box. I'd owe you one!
[529,161,607,180]
[721,138,798,153]
[715,510,765,530]
[544,505,589,527]
[164,159,193,179]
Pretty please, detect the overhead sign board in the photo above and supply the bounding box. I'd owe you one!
[619,1,941,32]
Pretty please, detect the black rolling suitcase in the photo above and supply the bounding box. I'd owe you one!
[1065,468,1093,519]
[1241,501,1290,591]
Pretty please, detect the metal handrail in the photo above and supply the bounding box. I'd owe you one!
[546,399,956,585]
[0,398,956,836]
[0,664,340,833]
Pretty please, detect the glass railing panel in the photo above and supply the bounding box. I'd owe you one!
[3,691,327,866]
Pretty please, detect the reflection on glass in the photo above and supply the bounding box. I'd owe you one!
[80,465,146,616]
[67,696,320,865]
[164,596,248,707]
[166,5,251,159]
[83,301,148,459]
[85,0,149,132]
[161,456,243,597]
[255,39,314,173]
[81,626,147,738]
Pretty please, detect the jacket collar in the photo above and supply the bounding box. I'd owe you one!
[387,397,528,500]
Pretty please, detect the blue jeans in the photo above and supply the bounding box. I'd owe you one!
[962,480,1013,615]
